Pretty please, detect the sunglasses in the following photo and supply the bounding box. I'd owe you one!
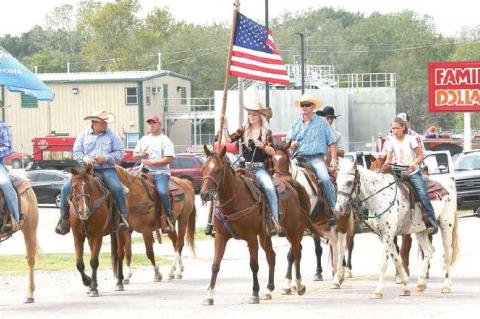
[300,103,313,108]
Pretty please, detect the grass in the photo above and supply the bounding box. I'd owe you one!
[0,253,169,275]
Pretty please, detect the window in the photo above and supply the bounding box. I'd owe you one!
[175,157,198,169]
[163,84,168,111]
[145,87,151,105]
[21,93,38,108]
[126,132,140,149]
[125,87,138,105]
[178,86,187,104]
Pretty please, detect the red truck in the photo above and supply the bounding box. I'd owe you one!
[30,136,135,170]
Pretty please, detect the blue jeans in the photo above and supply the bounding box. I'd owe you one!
[152,174,172,218]
[408,170,436,221]
[60,168,127,218]
[0,163,20,221]
[304,156,337,211]
[252,166,279,222]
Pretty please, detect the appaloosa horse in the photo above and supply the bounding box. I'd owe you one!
[200,146,309,305]
[0,177,39,303]
[335,158,458,298]
[114,166,196,288]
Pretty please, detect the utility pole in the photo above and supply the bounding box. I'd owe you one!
[157,52,162,71]
[265,0,270,108]
[296,32,305,94]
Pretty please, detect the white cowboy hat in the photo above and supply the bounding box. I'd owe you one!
[294,94,322,110]
[243,103,272,119]
[84,110,115,123]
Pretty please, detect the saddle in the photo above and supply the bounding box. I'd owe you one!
[398,177,448,210]
[0,175,31,235]
[235,168,289,200]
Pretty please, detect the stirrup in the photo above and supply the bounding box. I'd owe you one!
[119,216,130,230]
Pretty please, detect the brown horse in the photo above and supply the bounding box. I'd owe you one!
[114,166,196,288]
[68,165,128,296]
[200,146,309,305]
[0,179,39,303]
[271,145,356,288]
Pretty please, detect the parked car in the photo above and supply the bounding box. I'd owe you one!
[26,170,70,207]
[170,153,204,193]
[3,151,32,169]
[453,150,480,209]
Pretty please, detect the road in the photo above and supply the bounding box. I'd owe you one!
[1,201,480,319]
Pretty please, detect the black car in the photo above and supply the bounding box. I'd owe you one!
[453,150,480,209]
[26,170,70,207]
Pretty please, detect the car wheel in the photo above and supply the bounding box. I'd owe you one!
[55,193,62,208]
[11,159,21,169]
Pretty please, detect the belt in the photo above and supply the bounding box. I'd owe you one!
[296,154,324,162]
[245,162,265,168]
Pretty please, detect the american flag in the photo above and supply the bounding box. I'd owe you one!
[229,13,289,85]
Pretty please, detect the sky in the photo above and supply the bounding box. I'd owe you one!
[0,0,479,37]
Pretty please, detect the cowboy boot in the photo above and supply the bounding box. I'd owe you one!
[119,214,130,231]
[327,209,338,226]
[55,215,70,235]
[425,216,438,235]
[204,202,215,236]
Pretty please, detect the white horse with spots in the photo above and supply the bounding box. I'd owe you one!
[335,159,458,299]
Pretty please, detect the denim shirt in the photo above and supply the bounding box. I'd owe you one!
[0,122,13,163]
[73,127,124,169]
[287,114,336,156]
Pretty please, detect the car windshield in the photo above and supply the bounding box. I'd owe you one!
[454,153,480,171]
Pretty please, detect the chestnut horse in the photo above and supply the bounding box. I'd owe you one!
[114,166,196,288]
[272,145,355,288]
[68,165,129,297]
[0,179,39,303]
[200,146,309,305]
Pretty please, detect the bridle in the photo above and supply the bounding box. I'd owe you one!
[68,175,109,220]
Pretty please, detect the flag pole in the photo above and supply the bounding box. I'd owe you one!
[217,1,239,151]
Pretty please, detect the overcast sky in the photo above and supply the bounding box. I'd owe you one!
[1,0,479,37]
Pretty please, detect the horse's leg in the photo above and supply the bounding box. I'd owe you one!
[426,233,433,279]
[259,234,276,300]
[174,216,187,279]
[313,237,323,281]
[87,235,103,297]
[331,232,346,289]
[439,216,455,293]
[114,231,126,291]
[203,233,229,306]
[345,232,354,278]
[73,229,91,288]
[292,239,305,296]
[415,232,434,293]
[281,247,294,295]
[398,234,412,284]
[246,238,260,304]
[143,231,162,282]
[123,231,133,284]
[167,231,179,280]
[21,226,37,303]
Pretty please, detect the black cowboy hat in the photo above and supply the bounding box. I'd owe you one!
[322,106,339,118]
[315,110,326,117]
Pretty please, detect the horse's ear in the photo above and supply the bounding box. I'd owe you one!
[219,146,227,158]
[368,154,377,162]
[86,163,94,175]
[204,145,212,156]
[71,166,80,175]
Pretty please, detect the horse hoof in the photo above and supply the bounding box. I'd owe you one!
[203,298,214,306]
[395,276,403,284]
[154,274,162,282]
[115,284,124,291]
[168,273,175,280]
[441,287,451,294]
[123,278,130,285]
[248,296,260,304]
[371,292,383,299]
[344,269,352,278]
[416,283,427,292]
[260,293,272,300]
[280,288,292,295]
[339,277,345,285]
[330,283,341,289]
[313,273,323,281]
[23,297,34,304]
[83,278,92,287]
[88,289,99,297]
[297,285,306,296]
[175,273,183,280]
[400,289,411,296]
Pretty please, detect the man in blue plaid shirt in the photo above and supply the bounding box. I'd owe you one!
[0,121,22,233]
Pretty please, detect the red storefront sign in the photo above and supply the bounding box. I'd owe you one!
[429,61,480,112]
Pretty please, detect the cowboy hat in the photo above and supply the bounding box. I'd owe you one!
[322,106,340,118]
[244,103,272,119]
[84,110,115,123]
[294,94,322,110]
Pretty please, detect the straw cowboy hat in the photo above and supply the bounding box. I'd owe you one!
[244,103,272,119]
[294,94,322,110]
[84,110,115,123]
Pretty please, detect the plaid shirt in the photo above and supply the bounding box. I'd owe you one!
[229,127,275,175]
[0,122,13,162]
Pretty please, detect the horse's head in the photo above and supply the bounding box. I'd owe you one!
[272,144,291,176]
[335,158,360,215]
[200,145,228,202]
[69,164,97,220]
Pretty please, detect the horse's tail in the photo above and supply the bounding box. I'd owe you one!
[110,232,119,278]
[186,205,196,256]
[288,178,318,236]
[450,212,459,265]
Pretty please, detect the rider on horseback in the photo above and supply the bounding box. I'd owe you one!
[0,121,23,233]
[55,110,129,235]
[220,103,281,235]
[381,116,439,234]
[133,114,175,233]
[287,94,338,226]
